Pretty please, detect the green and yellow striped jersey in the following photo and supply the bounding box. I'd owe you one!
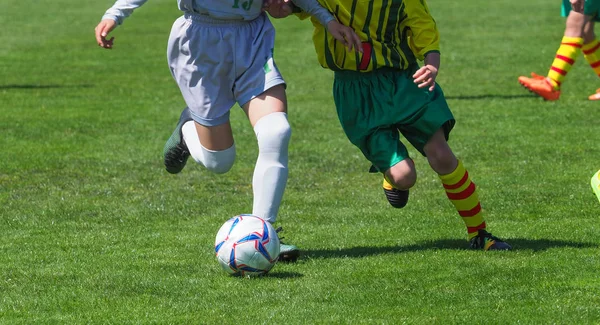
[298,0,440,72]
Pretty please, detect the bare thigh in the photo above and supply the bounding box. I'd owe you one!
[192,84,287,150]
[242,84,287,127]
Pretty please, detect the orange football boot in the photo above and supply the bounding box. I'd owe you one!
[529,72,545,80]
[589,89,600,101]
[519,76,560,101]
[518,72,545,86]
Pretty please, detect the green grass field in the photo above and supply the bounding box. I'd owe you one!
[2,0,600,323]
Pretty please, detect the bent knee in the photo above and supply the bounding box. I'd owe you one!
[387,159,417,189]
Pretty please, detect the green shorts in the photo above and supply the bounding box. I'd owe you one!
[562,0,600,21]
[333,66,455,173]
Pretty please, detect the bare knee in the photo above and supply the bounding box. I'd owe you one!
[386,158,417,190]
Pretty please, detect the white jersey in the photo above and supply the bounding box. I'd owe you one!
[102,0,334,26]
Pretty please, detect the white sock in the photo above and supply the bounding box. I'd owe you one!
[182,121,235,174]
[252,112,291,223]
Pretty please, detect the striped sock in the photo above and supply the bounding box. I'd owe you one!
[547,36,583,90]
[439,160,486,240]
[583,39,600,77]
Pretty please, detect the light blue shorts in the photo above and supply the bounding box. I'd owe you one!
[167,12,286,126]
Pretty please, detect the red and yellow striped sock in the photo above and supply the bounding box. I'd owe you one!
[547,36,583,90]
[439,160,485,240]
[583,39,600,77]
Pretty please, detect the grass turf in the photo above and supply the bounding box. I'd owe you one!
[1,0,600,323]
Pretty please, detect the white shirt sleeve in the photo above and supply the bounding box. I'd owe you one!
[291,0,335,26]
[101,0,149,25]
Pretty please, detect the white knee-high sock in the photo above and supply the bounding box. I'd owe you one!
[182,121,236,174]
[252,112,291,223]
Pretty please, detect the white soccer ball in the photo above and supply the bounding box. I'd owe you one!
[214,214,280,277]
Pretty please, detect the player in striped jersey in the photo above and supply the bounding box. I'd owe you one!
[271,0,511,250]
[518,0,600,101]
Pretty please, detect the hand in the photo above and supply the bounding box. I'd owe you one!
[413,65,438,92]
[94,19,117,49]
[326,20,363,53]
[570,0,584,13]
[264,0,293,18]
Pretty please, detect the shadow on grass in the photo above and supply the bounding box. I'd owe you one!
[230,271,303,279]
[267,271,304,279]
[445,94,537,100]
[301,238,597,259]
[0,84,93,89]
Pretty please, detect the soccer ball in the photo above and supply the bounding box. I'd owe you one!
[214,214,280,277]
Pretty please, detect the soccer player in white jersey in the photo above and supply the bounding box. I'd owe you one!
[94,0,362,262]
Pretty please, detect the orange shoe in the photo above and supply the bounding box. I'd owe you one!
[530,72,545,80]
[519,77,560,101]
[518,72,545,86]
[589,88,600,100]
[518,75,534,86]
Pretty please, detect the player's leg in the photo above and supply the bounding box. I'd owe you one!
[164,14,239,174]
[241,85,290,225]
[423,131,484,240]
[164,107,237,174]
[240,85,296,261]
[366,129,414,209]
[234,14,290,225]
[395,71,510,250]
[332,68,414,208]
[422,129,510,250]
[545,9,585,91]
[579,4,600,99]
[518,1,584,100]
[383,158,415,209]
[235,14,296,261]
[423,128,510,250]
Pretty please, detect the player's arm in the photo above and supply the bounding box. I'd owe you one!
[266,0,361,52]
[413,52,439,92]
[403,0,440,91]
[94,0,149,49]
[288,0,334,27]
[403,0,440,61]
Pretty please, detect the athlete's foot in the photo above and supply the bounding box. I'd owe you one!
[275,227,300,262]
[383,178,409,208]
[517,72,545,85]
[279,243,300,262]
[163,107,193,174]
[518,77,560,101]
[589,88,600,101]
[469,230,512,251]
[529,72,545,80]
